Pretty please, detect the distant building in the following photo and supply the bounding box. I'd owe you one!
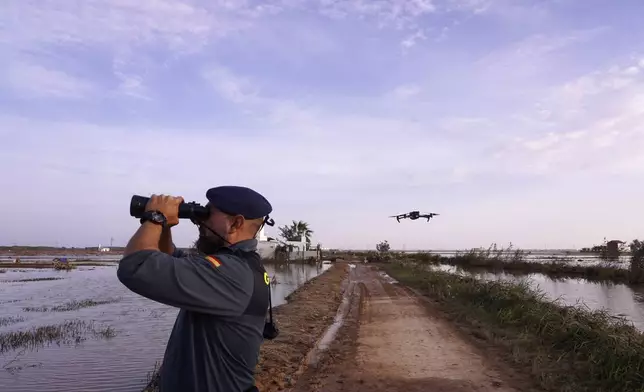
[255,226,268,242]
[98,244,111,252]
[254,228,320,261]
[255,227,277,259]
[606,240,624,258]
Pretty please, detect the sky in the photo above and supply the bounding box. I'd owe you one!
[1,0,643,250]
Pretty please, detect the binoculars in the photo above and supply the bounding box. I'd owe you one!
[129,195,209,220]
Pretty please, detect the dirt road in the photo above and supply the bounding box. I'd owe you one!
[294,264,525,392]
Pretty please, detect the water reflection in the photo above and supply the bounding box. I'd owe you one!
[428,264,644,331]
[265,262,330,307]
[0,262,329,392]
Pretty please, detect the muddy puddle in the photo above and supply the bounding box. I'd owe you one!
[428,264,644,330]
[0,262,330,392]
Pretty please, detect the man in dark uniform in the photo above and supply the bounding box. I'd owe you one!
[117,186,273,392]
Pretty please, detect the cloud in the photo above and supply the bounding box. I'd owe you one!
[445,0,490,13]
[202,65,259,104]
[315,0,438,29]
[1,0,643,249]
[558,60,644,102]
[390,84,422,99]
[401,29,427,48]
[0,0,282,101]
[4,63,95,99]
[476,28,608,81]
[491,56,644,177]
[2,0,245,50]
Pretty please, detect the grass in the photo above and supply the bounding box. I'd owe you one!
[383,261,644,392]
[23,298,120,312]
[2,277,64,283]
[0,320,116,354]
[0,316,25,327]
[142,361,162,392]
[53,260,76,270]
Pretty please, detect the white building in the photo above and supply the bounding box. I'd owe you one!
[255,226,268,242]
[254,227,317,260]
[255,226,277,259]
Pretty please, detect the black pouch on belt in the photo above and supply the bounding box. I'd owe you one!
[263,282,279,340]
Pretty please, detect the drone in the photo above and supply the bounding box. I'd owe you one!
[389,210,440,223]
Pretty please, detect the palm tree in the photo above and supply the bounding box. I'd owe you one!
[294,221,313,246]
[278,220,314,249]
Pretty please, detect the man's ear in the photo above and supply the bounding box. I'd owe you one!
[230,215,245,232]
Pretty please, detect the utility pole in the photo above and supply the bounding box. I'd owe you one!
[110,237,114,248]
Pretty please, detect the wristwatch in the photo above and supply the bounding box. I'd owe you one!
[140,210,168,227]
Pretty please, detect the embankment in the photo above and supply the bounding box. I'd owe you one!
[0,246,124,256]
[255,263,349,391]
[382,262,644,392]
[143,263,350,392]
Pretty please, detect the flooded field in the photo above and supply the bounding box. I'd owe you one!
[0,262,330,392]
[0,255,122,262]
[430,251,631,267]
[429,264,644,330]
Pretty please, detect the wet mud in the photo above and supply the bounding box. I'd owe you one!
[291,265,537,392]
[254,264,350,391]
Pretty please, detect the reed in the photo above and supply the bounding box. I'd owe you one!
[23,298,120,312]
[397,244,642,284]
[0,316,25,327]
[0,320,116,354]
[2,277,64,283]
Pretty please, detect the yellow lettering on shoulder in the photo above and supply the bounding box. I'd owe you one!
[205,255,221,267]
[263,272,270,285]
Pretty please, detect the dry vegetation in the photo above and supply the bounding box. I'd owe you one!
[0,316,25,327]
[0,320,116,354]
[23,298,120,312]
[1,277,64,283]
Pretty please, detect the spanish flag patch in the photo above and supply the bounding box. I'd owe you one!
[205,255,222,267]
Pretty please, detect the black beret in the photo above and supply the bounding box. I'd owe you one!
[205,186,272,220]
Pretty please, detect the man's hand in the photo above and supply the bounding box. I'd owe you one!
[145,194,184,227]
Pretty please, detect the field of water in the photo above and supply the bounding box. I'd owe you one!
[429,251,631,266]
[428,264,644,330]
[0,263,329,392]
[0,255,122,262]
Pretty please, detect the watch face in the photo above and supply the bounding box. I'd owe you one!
[151,211,165,223]
[140,210,166,226]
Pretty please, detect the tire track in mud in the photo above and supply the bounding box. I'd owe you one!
[292,265,524,392]
[289,265,365,391]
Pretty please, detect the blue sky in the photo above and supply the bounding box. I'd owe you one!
[1,0,643,250]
